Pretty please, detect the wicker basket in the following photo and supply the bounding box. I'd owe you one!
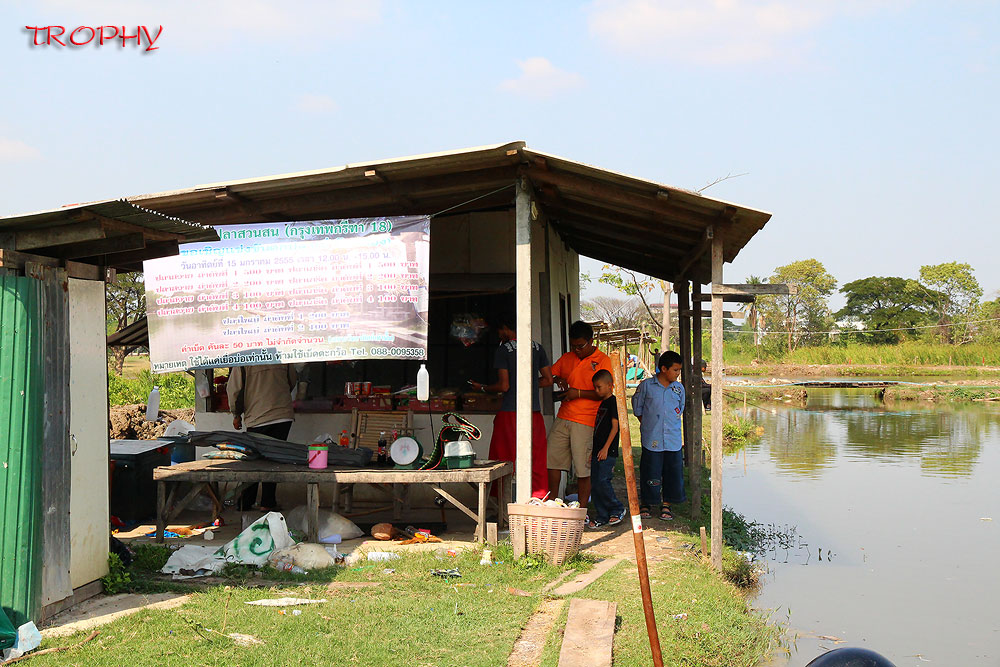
[507,502,587,566]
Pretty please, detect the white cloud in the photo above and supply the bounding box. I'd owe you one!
[0,138,41,162]
[499,57,585,99]
[295,93,337,114]
[36,0,382,50]
[587,0,898,65]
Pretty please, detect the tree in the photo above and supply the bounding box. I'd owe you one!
[738,275,764,350]
[106,272,147,375]
[918,262,983,342]
[756,259,837,352]
[597,266,660,331]
[581,296,644,330]
[836,276,941,343]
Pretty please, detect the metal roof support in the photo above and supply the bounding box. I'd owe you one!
[515,177,533,504]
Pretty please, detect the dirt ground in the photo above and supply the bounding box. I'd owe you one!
[109,404,196,440]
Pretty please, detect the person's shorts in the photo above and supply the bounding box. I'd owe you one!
[547,417,594,477]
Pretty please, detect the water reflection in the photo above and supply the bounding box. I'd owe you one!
[727,388,1000,666]
[749,388,1000,478]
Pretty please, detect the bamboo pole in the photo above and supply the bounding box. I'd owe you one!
[710,231,725,571]
[514,178,533,504]
[611,351,663,667]
[676,280,693,468]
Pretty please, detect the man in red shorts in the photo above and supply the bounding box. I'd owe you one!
[469,315,553,498]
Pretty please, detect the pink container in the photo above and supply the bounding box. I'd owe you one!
[308,445,328,469]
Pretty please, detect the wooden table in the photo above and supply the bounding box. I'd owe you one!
[152,459,513,543]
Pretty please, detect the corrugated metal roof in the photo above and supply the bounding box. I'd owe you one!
[0,199,217,272]
[124,141,771,282]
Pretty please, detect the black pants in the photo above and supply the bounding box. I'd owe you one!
[701,384,712,410]
[239,421,292,510]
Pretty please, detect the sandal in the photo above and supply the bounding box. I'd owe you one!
[587,518,607,529]
[608,510,627,526]
[639,507,652,520]
[660,507,673,520]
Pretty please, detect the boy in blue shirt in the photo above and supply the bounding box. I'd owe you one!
[631,350,686,520]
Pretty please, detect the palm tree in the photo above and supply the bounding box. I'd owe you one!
[740,276,764,352]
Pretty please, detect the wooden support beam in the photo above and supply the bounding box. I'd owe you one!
[660,281,671,349]
[679,308,743,318]
[80,211,186,242]
[691,293,755,303]
[712,283,798,296]
[14,221,105,251]
[710,234,725,571]
[690,282,703,522]
[676,281,693,468]
[84,240,179,267]
[38,233,145,260]
[675,227,713,279]
[515,177,533,504]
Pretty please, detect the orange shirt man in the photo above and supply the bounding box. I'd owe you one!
[547,320,613,512]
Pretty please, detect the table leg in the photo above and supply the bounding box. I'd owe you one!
[306,483,319,542]
[392,484,403,520]
[331,481,340,512]
[497,476,506,528]
[156,481,167,543]
[477,482,487,542]
[503,474,513,527]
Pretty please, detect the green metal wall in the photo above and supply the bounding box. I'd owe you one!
[0,276,43,627]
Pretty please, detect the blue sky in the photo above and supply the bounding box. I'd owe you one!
[3,1,998,308]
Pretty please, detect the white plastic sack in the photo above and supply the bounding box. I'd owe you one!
[285,506,363,541]
[2,621,41,661]
[268,543,337,570]
[161,511,294,578]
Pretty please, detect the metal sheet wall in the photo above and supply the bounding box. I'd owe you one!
[0,275,44,626]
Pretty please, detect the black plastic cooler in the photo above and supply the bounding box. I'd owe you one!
[109,439,172,521]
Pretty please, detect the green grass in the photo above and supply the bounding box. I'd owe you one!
[34,547,566,667]
[719,340,1000,367]
[108,369,195,409]
[539,553,778,667]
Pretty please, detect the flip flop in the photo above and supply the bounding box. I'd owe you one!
[660,507,673,520]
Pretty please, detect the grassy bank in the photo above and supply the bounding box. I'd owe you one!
[540,552,778,667]
[719,341,1000,367]
[883,384,1000,403]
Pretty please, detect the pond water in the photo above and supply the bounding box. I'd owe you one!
[725,387,1000,666]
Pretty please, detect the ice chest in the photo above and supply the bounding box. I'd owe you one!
[110,439,172,521]
[444,440,475,469]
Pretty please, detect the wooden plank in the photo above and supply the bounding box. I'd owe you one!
[431,485,480,523]
[15,221,105,251]
[691,292,755,303]
[551,557,622,596]
[710,233,725,571]
[676,227,713,279]
[713,283,798,296]
[514,177,532,503]
[557,598,617,667]
[152,459,513,484]
[476,482,487,542]
[486,522,498,546]
[679,308,742,318]
[306,483,319,542]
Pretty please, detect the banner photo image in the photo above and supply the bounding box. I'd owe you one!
[144,216,430,372]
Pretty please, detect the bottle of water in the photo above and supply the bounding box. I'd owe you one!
[273,560,307,574]
[417,364,429,401]
[145,386,160,421]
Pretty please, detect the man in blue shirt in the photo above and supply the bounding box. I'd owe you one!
[631,350,686,520]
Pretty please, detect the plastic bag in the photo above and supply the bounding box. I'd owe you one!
[1,621,41,661]
[268,543,337,570]
[0,609,16,651]
[285,506,363,541]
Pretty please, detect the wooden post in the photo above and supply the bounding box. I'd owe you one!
[611,351,664,667]
[710,232,725,571]
[660,280,672,349]
[515,177,533,504]
[676,280,693,467]
[690,281,703,521]
[700,526,708,561]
